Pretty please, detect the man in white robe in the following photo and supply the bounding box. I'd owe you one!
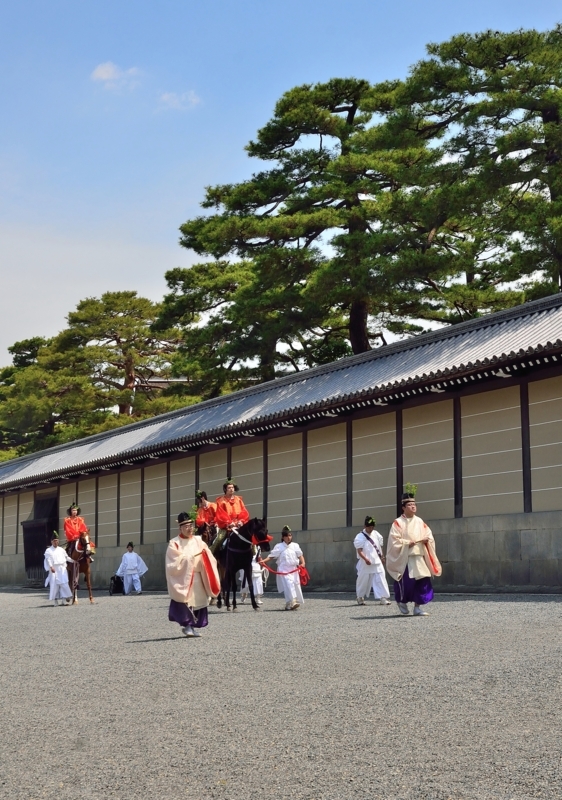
[116,542,148,594]
[354,515,391,606]
[44,532,73,605]
[262,526,305,610]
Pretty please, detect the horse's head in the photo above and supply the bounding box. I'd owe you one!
[244,518,272,552]
[198,523,216,546]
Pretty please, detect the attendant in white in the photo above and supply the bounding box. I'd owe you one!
[44,532,73,605]
[262,526,305,610]
[240,546,264,605]
[116,542,148,595]
[354,515,391,606]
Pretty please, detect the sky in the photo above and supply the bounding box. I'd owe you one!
[0,0,561,363]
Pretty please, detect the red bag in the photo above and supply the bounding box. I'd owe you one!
[298,565,310,586]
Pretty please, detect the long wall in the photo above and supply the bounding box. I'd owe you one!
[1,375,562,591]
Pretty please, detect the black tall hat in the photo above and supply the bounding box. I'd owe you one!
[401,493,416,503]
[176,511,192,524]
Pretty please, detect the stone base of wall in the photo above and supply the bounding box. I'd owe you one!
[296,509,562,593]
[1,510,561,592]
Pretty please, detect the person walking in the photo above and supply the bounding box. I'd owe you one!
[262,526,305,610]
[166,512,220,637]
[44,532,73,606]
[386,491,442,616]
[354,515,391,606]
[116,542,148,595]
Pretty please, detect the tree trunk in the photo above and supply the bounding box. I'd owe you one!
[349,300,371,354]
[118,355,135,415]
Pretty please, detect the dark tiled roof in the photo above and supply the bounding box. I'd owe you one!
[1,294,562,491]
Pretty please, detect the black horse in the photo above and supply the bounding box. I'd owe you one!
[219,518,271,611]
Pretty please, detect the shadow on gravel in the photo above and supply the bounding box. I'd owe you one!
[435,594,562,603]
[125,636,188,643]
[350,614,407,621]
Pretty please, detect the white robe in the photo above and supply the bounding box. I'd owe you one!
[44,545,72,601]
[269,541,304,605]
[116,551,148,594]
[354,529,390,599]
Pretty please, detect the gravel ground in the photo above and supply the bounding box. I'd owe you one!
[0,588,561,800]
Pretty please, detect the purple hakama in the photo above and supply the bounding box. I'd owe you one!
[394,566,434,605]
[168,600,209,629]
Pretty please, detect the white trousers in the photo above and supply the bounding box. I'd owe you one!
[124,573,142,594]
[356,568,390,600]
[278,574,304,605]
[48,575,72,601]
[239,571,264,597]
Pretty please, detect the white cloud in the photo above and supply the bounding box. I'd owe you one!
[158,90,200,110]
[91,61,140,90]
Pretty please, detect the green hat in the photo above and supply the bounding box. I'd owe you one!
[281,526,292,535]
[364,516,376,527]
[51,531,60,540]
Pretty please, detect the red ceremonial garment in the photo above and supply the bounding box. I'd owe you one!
[214,495,250,529]
[195,502,217,527]
[64,516,88,542]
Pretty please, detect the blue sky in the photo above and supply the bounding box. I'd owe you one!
[1,0,561,361]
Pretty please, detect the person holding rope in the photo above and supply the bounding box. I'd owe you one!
[354,515,391,606]
[386,489,442,616]
[262,526,305,611]
[212,479,250,555]
[44,532,73,606]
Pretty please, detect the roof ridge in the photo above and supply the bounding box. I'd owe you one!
[1,293,561,473]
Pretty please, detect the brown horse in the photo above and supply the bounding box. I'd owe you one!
[66,530,94,604]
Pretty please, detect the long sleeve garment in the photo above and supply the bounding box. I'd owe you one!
[385,515,442,582]
[268,541,304,604]
[63,516,88,542]
[116,551,148,579]
[214,495,250,530]
[353,529,385,575]
[165,535,220,609]
[195,502,217,527]
[43,546,73,600]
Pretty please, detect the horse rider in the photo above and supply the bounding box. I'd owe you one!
[195,490,217,527]
[64,503,94,562]
[211,479,250,555]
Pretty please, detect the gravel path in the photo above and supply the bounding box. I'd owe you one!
[0,588,561,800]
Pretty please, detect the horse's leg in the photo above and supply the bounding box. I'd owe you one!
[222,568,231,610]
[72,561,78,604]
[85,563,94,603]
[231,567,238,611]
[246,561,258,610]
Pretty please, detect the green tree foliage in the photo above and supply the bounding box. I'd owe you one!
[164,26,562,387]
[385,25,562,302]
[0,292,188,456]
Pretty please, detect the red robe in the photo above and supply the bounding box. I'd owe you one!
[195,502,217,527]
[214,495,250,530]
[64,515,88,542]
